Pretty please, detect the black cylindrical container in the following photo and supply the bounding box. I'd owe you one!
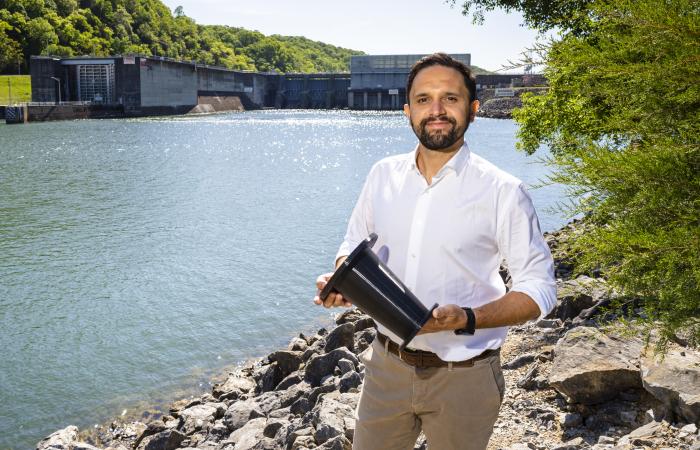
[320,233,437,350]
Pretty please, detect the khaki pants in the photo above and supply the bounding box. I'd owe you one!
[354,338,505,450]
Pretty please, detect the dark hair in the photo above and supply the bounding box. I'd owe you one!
[406,53,477,104]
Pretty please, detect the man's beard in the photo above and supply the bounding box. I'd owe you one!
[412,112,470,151]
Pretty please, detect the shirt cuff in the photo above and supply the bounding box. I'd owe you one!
[335,241,353,267]
[510,280,557,322]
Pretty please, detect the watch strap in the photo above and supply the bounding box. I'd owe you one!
[454,307,476,335]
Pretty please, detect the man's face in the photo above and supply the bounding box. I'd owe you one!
[404,65,478,152]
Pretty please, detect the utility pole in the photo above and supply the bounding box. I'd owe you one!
[8,78,12,105]
[50,77,61,104]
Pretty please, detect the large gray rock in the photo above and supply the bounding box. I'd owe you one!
[549,327,643,404]
[308,384,337,406]
[641,346,700,424]
[288,336,308,352]
[253,362,283,393]
[337,358,355,375]
[325,323,355,353]
[213,373,256,400]
[178,402,225,435]
[280,381,312,408]
[354,328,376,354]
[318,434,352,450]
[334,308,365,325]
[253,391,282,415]
[140,430,186,450]
[275,371,303,391]
[338,371,361,393]
[227,417,267,450]
[268,350,303,379]
[223,400,265,432]
[549,276,609,321]
[207,419,230,442]
[305,347,359,386]
[285,426,314,449]
[36,426,79,450]
[353,317,376,333]
[263,418,289,439]
[290,397,312,416]
[312,394,355,444]
[617,420,666,447]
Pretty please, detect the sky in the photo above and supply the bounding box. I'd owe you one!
[159,0,548,73]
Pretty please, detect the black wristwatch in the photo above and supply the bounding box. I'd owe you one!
[454,307,476,335]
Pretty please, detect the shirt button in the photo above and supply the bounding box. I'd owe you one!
[411,253,416,258]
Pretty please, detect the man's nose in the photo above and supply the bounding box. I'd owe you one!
[429,98,446,116]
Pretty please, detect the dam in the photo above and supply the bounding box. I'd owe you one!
[14,53,544,122]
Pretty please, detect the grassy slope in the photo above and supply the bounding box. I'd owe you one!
[469,65,496,75]
[0,75,31,104]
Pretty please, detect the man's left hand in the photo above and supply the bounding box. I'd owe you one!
[417,304,467,334]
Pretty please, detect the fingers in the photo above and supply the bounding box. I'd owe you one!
[316,272,333,290]
[422,305,466,333]
[320,291,348,308]
[313,272,351,308]
[432,305,453,322]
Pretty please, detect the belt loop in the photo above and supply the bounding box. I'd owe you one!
[448,361,454,372]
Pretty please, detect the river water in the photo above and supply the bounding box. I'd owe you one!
[0,110,565,449]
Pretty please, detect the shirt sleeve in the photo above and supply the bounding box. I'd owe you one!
[497,183,557,321]
[335,166,376,264]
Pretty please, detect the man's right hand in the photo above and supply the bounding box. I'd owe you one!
[314,272,352,308]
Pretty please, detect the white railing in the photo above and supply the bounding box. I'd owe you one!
[25,101,95,106]
[494,88,516,97]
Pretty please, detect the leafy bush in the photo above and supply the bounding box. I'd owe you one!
[512,0,700,347]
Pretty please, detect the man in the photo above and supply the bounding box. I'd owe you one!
[314,53,556,450]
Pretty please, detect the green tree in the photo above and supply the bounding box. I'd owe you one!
[509,0,700,346]
[450,0,594,34]
[54,0,77,16]
[0,0,362,74]
[0,19,22,72]
[26,16,57,55]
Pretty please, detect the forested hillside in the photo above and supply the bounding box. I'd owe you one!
[0,0,364,74]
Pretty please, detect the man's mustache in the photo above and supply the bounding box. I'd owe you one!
[420,115,457,127]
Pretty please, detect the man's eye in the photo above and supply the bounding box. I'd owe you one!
[446,96,458,102]
[416,98,428,104]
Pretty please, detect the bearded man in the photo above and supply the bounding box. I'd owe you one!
[314,53,556,450]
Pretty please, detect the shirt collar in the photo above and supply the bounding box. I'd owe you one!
[410,141,471,177]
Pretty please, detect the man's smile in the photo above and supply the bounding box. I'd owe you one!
[426,120,450,128]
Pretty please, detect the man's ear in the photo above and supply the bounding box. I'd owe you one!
[403,103,410,118]
[470,100,479,122]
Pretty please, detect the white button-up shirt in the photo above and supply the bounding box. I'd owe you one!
[336,143,556,361]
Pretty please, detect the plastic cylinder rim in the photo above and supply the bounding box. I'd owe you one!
[319,233,378,302]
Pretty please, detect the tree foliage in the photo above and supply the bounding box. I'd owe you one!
[509,0,699,346]
[0,0,363,73]
[450,0,595,34]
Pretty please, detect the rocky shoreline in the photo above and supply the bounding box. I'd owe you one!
[477,87,548,119]
[37,221,700,450]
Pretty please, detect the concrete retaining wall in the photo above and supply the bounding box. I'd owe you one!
[26,104,124,122]
[139,59,197,107]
